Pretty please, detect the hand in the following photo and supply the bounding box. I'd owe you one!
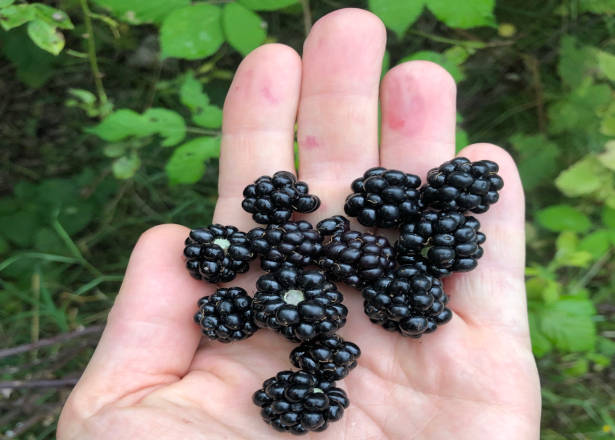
[58,9,541,440]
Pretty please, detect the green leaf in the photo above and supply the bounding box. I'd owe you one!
[563,358,589,377]
[237,0,298,11]
[579,0,615,14]
[103,143,127,158]
[381,51,391,78]
[529,311,553,357]
[557,36,597,88]
[0,0,15,7]
[555,155,606,197]
[599,140,615,170]
[180,73,209,112]
[91,0,190,24]
[165,137,221,185]
[399,50,465,82]
[602,205,615,228]
[579,229,611,259]
[597,49,615,81]
[539,297,597,352]
[368,0,424,38]
[426,0,496,29]
[223,2,266,56]
[142,108,186,147]
[0,25,56,87]
[0,210,39,246]
[87,108,186,146]
[27,19,64,55]
[536,204,591,233]
[0,4,36,30]
[193,105,223,129]
[548,81,611,134]
[160,4,224,60]
[0,234,9,256]
[510,134,560,190]
[112,153,141,179]
[31,4,74,30]
[598,337,615,357]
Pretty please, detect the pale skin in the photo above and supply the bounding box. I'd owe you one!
[57,9,541,440]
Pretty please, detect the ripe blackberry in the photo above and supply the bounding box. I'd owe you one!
[242,171,321,225]
[252,267,348,343]
[193,287,257,343]
[253,370,349,435]
[248,221,323,272]
[316,215,395,288]
[395,211,485,277]
[362,265,452,337]
[344,167,422,228]
[184,225,254,283]
[290,334,360,381]
[421,157,504,213]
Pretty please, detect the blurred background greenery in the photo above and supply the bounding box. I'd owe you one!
[0,0,614,438]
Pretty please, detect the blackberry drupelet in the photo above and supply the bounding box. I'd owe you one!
[421,157,504,213]
[344,167,422,228]
[395,211,485,277]
[248,221,323,272]
[253,370,349,435]
[193,287,257,343]
[252,267,348,342]
[316,215,395,288]
[290,334,361,381]
[184,224,254,283]
[242,171,321,225]
[362,265,452,337]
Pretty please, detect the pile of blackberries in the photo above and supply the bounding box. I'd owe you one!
[184,158,503,435]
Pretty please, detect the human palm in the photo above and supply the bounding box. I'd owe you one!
[58,9,541,440]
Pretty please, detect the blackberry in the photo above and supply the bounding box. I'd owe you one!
[290,334,361,381]
[362,265,452,337]
[316,216,395,288]
[421,157,504,213]
[193,287,257,343]
[248,221,323,272]
[344,167,422,228]
[252,267,348,343]
[395,211,485,277]
[242,171,321,225]
[184,225,254,283]
[253,370,349,435]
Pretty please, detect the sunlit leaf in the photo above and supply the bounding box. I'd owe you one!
[368,0,424,38]
[165,137,221,185]
[223,2,266,56]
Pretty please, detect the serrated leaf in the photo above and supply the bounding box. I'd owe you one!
[237,0,298,11]
[563,358,589,377]
[597,49,615,81]
[0,4,36,30]
[555,155,606,197]
[554,231,593,267]
[598,140,615,170]
[399,50,465,82]
[557,36,597,88]
[539,297,597,352]
[579,0,615,13]
[529,311,553,357]
[548,82,611,134]
[91,0,189,24]
[0,0,15,7]
[223,2,266,56]
[536,204,591,233]
[31,4,73,30]
[180,73,209,112]
[193,105,222,129]
[165,137,220,185]
[602,205,615,228]
[368,0,424,38]
[160,4,224,60]
[27,19,64,55]
[426,0,496,29]
[579,229,611,258]
[112,153,141,179]
[510,134,560,190]
[142,108,186,147]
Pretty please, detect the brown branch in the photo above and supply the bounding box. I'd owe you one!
[0,325,103,359]
[300,0,312,36]
[0,378,79,389]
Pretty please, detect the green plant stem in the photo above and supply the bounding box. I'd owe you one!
[80,0,109,112]
[300,0,312,36]
[575,249,613,291]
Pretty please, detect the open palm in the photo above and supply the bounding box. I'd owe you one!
[58,9,541,439]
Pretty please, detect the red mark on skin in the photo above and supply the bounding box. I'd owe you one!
[384,75,425,137]
[261,82,279,104]
[302,135,320,149]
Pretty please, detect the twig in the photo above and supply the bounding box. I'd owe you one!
[575,249,613,291]
[523,54,547,132]
[0,378,79,389]
[1,405,61,439]
[80,0,109,112]
[0,325,103,359]
[300,0,312,36]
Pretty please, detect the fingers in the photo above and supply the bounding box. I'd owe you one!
[445,144,529,341]
[215,44,301,230]
[297,9,386,216]
[62,225,206,421]
[380,61,457,178]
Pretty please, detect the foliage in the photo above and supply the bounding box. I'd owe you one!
[1,0,615,438]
